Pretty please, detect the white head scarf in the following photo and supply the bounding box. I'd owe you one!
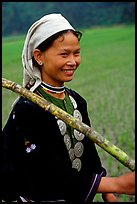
[22,13,75,91]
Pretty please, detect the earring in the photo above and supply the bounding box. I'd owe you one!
[39,61,43,65]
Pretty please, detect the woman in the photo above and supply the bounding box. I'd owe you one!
[1,13,135,202]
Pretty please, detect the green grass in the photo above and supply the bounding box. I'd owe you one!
[2,25,135,202]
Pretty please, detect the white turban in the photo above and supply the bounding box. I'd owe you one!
[22,13,75,91]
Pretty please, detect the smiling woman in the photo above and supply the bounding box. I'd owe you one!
[33,31,81,89]
[1,13,135,203]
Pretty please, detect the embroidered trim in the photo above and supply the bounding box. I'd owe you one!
[85,174,98,201]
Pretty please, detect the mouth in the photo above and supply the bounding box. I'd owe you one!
[64,69,74,72]
[62,69,75,73]
[62,69,75,76]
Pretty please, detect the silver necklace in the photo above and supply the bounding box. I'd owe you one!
[56,94,85,171]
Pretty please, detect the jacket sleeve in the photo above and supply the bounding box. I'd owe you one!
[1,109,20,201]
[1,98,43,201]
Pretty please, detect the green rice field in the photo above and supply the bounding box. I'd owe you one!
[2,25,135,202]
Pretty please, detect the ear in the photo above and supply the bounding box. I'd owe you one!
[33,49,43,65]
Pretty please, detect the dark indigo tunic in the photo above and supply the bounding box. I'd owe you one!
[1,88,106,202]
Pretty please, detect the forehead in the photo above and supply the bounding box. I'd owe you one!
[53,32,80,48]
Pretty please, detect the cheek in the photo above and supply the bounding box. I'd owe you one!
[43,56,55,68]
[55,58,67,67]
[77,57,81,66]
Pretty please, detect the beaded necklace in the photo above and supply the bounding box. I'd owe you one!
[41,81,65,94]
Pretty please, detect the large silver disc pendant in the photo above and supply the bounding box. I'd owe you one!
[74,142,84,158]
[74,129,85,141]
[72,158,82,171]
[64,134,71,150]
[57,119,67,135]
[73,110,82,121]
[69,95,77,109]
[68,148,75,161]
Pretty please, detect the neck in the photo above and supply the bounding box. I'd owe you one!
[40,81,66,99]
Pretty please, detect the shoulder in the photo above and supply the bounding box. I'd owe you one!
[13,96,40,111]
[12,96,44,119]
[66,88,91,125]
[66,88,87,104]
[14,96,36,107]
[66,88,88,111]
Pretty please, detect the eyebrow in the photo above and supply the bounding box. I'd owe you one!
[61,48,81,52]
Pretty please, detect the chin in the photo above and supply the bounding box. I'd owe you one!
[64,78,73,83]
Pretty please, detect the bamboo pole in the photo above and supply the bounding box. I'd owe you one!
[2,78,135,171]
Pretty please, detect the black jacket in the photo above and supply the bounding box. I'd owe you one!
[1,89,106,202]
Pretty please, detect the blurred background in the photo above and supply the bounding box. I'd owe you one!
[2,2,135,202]
[2,2,135,36]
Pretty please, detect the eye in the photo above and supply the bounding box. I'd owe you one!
[60,53,68,57]
[74,51,80,56]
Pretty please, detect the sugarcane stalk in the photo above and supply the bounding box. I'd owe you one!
[2,78,135,171]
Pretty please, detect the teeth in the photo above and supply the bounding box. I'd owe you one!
[64,70,74,72]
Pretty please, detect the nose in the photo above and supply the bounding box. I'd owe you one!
[66,55,77,67]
